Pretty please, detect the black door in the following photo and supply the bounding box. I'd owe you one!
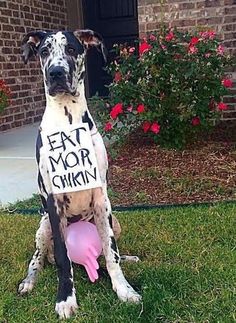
[82,0,139,97]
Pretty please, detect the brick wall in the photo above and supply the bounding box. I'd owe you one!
[138,0,236,120]
[0,0,68,131]
[138,0,236,54]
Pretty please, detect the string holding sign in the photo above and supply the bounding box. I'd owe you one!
[41,123,101,194]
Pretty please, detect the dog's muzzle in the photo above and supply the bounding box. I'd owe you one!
[47,66,70,96]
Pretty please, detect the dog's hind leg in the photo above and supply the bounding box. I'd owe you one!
[93,187,142,303]
[18,213,51,295]
[46,236,55,264]
[111,216,140,262]
[120,255,140,262]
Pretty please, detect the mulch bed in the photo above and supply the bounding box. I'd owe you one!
[108,121,236,206]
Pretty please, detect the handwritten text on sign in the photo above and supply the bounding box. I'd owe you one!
[41,123,101,194]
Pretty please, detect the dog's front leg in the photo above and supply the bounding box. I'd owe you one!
[47,194,78,319]
[93,187,141,303]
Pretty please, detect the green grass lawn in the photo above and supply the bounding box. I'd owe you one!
[0,203,236,322]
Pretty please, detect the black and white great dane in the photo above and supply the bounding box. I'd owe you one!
[18,30,141,319]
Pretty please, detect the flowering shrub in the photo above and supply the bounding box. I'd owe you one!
[95,28,233,148]
[0,80,11,113]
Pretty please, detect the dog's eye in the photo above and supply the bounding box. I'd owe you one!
[41,48,49,58]
[67,46,76,55]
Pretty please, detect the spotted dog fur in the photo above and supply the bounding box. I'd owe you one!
[18,30,141,319]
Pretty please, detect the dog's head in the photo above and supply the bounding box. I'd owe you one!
[22,30,106,97]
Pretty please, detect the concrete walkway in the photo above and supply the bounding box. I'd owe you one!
[0,123,39,206]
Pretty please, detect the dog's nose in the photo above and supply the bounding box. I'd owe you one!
[48,66,64,79]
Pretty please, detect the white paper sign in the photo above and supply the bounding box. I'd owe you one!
[41,123,101,194]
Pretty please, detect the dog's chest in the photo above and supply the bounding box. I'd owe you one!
[56,190,94,221]
[41,105,85,130]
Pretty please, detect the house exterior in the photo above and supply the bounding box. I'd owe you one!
[0,0,68,131]
[0,0,235,132]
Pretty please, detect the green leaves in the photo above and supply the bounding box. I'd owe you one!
[94,29,233,149]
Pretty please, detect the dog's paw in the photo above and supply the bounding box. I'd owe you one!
[115,283,142,303]
[120,255,140,263]
[18,278,35,295]
[55,294,78,319]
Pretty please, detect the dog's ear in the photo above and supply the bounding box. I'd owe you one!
[73,29,107,63]
[21,31,47,64]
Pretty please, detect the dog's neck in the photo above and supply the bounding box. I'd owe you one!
[41,83,89,128]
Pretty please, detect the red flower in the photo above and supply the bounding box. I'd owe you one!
[114,71,122,83]
[149,34,157,41]
[222,78,233,88]
[199,31,216,40]
[142,121,151,133]
[129,47,135,53]
[110,103,123,119]
[174,53,182,59]
[150,122,161,134]
[104,122,113,132]
[165,32,174,41]
[0,80,11,96]
[0,80,11,110]
[161,44,167,50]
[199,31,207,38]
[137,104,145,113]
[208,31,216,39]
[139,41,152,56]
[218,102,228,111]
[190,37,199,46]
[188,45,198,54]
[191,116,200,126]
[217,45,224,55]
